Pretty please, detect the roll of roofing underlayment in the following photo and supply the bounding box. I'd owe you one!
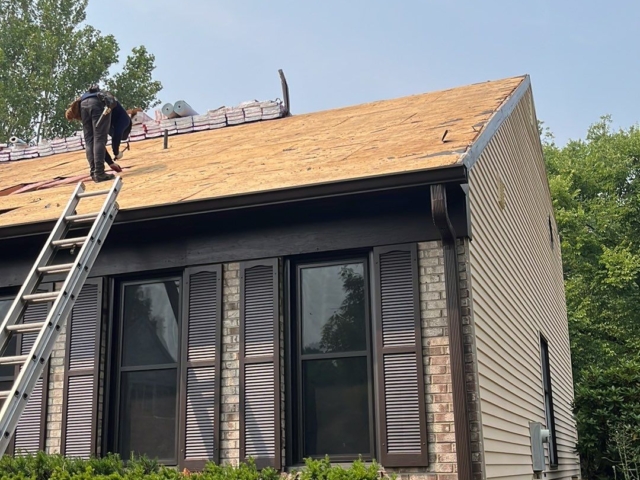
[173,100,198,117]
[162,103,179,119]
[9,137,27,145]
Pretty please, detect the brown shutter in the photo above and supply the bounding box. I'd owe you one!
[12,292,50,455]
[239,259,281,469]
[373,244,428,467]
[61,279,103,458]
[179,265,222,470]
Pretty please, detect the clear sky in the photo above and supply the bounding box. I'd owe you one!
[86,0,639,146]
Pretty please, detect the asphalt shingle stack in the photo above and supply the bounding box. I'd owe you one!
[0,98,286,162]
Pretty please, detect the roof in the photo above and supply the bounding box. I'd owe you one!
[0,75,528,233]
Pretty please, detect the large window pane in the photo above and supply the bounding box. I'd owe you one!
[118,369,177,461]
[302,357,370,456]
[301,264,366,354]
[122,281,180,367]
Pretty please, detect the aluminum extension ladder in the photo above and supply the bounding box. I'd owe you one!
[0,177,121,455]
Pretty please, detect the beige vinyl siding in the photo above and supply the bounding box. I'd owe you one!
[467,88,580,480]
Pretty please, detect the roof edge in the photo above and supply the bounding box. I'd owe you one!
[0,163,468,240]
[460,74,531,170]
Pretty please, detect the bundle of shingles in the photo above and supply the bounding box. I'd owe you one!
[175,117,194,134]
[0,98,287,161]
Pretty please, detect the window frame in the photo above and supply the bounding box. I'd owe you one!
[288,254,376,464]
[109,274,183,466]
[540,335,558,469]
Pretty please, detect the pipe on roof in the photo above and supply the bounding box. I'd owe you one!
[173,100,198,117]
[162,103,179,119]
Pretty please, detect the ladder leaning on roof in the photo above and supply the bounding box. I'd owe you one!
[0,177,122,456]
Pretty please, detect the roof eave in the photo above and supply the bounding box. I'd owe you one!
[0,163,468,240]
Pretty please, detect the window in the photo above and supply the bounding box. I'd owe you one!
[111,277,182,464]
[540,336,558,468]
[289,257,375,463]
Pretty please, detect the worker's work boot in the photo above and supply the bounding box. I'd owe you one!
[93,172,115,183]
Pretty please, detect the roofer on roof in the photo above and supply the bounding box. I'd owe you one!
[65,85,130,182]
[77,84,117,183]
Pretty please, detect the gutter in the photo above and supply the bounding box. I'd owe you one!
[431,183,473,480]
[0,163,467,240]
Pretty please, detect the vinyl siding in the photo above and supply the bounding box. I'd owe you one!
[467,88,580,480]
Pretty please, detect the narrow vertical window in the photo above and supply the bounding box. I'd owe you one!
[112,278,181,464]
[290,258,374,462]
[540,336,558,468]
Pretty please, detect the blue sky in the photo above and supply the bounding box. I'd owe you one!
[86,1,639,146]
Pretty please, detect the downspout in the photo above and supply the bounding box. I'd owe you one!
[431,183,473,480]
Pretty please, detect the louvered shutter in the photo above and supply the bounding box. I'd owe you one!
[239,259,281,469]
[373,244,428,467]
[61,279,102,458]
[12,294,50,455]
[179,265,222,470]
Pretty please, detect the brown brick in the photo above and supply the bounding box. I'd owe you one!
[434,443,453,453]
[436,433,456,443]
[434,463,454,473]
[431,374,452,384]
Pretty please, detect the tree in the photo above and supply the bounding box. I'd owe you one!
[544,117,640,479]
[0,0,162,143]
[544,117,640,380]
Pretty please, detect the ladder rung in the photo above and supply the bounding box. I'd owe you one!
[38,263,74,274]
[22,291,60,303]
[5,322,46,334]
[65,212,100,223]
[77,189,111,199]
[0,355,28,366]
[51,236,87,248]
[0,391,10,399]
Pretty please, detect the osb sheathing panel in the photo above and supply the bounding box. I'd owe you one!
[0,76,524,229]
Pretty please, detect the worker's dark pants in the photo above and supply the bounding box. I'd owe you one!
[81,97,111,177]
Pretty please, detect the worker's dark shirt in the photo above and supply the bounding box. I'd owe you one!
[109,102,132,155]
[80,92,98,101]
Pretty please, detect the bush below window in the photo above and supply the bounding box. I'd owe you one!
[0,453,395,480]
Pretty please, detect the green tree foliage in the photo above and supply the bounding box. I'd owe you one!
[544,117,640,479]
[0,0,162,143]
[573,361,640,480]
[544,117,640,379]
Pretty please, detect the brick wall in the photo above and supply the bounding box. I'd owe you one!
[41,243,484,478]
[457,238,485,480]
[382,240,483,480]
[220,263,240,465]
[46,323,65,454]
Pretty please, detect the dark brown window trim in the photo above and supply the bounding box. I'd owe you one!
[61,278,103,458]
[288,255,376,464]
[0,289,50,455]
[179,264,222,470]
[109,274,182,466]
[540,334,558,469]
[431,183,473,480]
[239,259,282,470]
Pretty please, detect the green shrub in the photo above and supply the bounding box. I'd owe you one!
[0,453,391,480]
